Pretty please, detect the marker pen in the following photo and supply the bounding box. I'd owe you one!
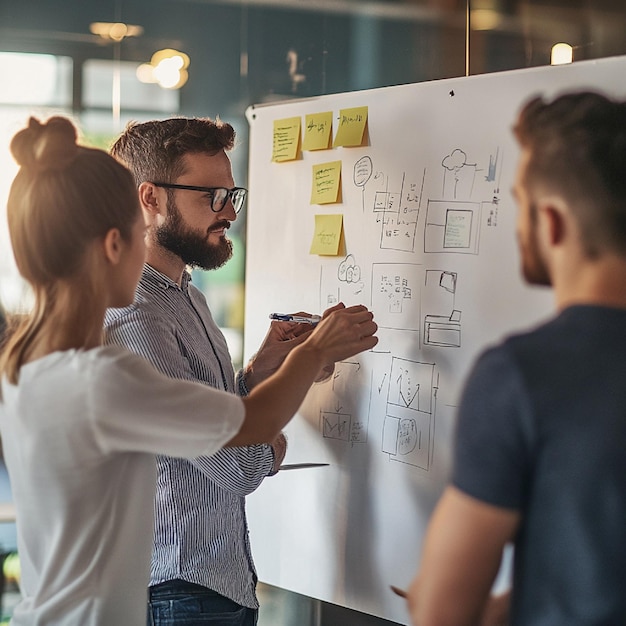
[269,313,321,325]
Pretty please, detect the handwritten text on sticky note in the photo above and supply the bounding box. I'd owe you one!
[303,111,333,151]
[311,160,342,204]
[333,106,368,147]
[310,214,344,256]
[272,117,301,162]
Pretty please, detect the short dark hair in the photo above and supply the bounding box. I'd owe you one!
[110,117,236,186]
[514,91,626,258]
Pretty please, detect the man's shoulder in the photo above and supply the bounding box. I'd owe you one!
[465,321,553,393]
[503,305,625,357]
[105,296,159,322]
[478,305,626,387]
[104,289,177,333]
[494,310,573,359]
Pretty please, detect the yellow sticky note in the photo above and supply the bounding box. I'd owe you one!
[303,111,333,151]
[311,161,342,205]
[272,117,301,162]
[310,214,344,256]
[333,106,369,147]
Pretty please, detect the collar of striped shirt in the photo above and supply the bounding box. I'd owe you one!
[143,263,192,292]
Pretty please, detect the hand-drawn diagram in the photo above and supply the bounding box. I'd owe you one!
[423,146,504,252]
[352,156,424,253]
[319,360,369,445]
[316,145,504,470]
[374,170,424,253]
[485,147,500,184]
[424,200,481,254]
[338,254,363,287]
[442,149,477,199]
[320,410,352,441]
[320,254,366,310]
[485,148,503,227]
[422,270,462,348]
[381,357,438,470]
[354,156,373,212]
[370,263,421,332]
[487,191,501,227]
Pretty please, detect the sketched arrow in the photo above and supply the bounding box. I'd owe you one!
[378,373,387,394]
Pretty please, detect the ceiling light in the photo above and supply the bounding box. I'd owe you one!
[136,49,191,90]
[551,43,573,65]
[89,22,144,42]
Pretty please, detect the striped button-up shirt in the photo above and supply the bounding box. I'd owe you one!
[104,264,274,609]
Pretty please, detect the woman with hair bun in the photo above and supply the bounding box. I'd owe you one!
[0,116,377,625]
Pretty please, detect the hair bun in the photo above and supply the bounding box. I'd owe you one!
[10,116,79,172]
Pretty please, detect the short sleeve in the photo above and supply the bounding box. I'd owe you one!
[87,347,245,459]
[452,344,534,511]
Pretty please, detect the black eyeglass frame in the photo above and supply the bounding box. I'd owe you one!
[151,182,248,214]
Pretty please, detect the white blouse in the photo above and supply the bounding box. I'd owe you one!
[0,345,245,626]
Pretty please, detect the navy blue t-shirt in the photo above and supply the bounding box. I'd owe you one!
[453,305,626,626]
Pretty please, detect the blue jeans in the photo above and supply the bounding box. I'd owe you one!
[148,580,258,626]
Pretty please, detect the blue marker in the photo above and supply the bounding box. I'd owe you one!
[269,313,321,325]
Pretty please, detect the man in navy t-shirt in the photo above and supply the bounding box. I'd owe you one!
[407,92,626,626]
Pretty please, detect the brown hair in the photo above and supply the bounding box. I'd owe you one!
[514,91,626,258]
[110,117,236,185]
[0,116,140,386]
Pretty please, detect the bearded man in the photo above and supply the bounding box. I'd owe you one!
[105,117,307,626]
[407,92,626,626]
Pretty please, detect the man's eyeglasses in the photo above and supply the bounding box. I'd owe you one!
[151,182,248,214]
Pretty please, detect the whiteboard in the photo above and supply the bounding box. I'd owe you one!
[243,56,626,624]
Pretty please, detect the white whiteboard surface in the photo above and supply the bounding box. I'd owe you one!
[243,56,626,624]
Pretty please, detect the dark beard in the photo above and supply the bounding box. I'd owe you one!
[156,197,233,270]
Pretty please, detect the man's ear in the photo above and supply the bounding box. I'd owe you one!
[537,198,568,247]
[138,181,163,218]
[102,228,123,265]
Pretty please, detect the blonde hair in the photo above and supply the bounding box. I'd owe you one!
[0,116,140,387]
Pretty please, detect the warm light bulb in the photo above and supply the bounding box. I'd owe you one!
[89,22,144,41]
[153,58,186,89]
[147,49,190,89]
[136,63,156,83]
[551,43,573,65]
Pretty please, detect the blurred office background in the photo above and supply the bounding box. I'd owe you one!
[0,0,625,623]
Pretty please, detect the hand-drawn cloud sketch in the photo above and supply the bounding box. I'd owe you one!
[338,254,362,284]
[441,148,477,199]
[320,255,366,310]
